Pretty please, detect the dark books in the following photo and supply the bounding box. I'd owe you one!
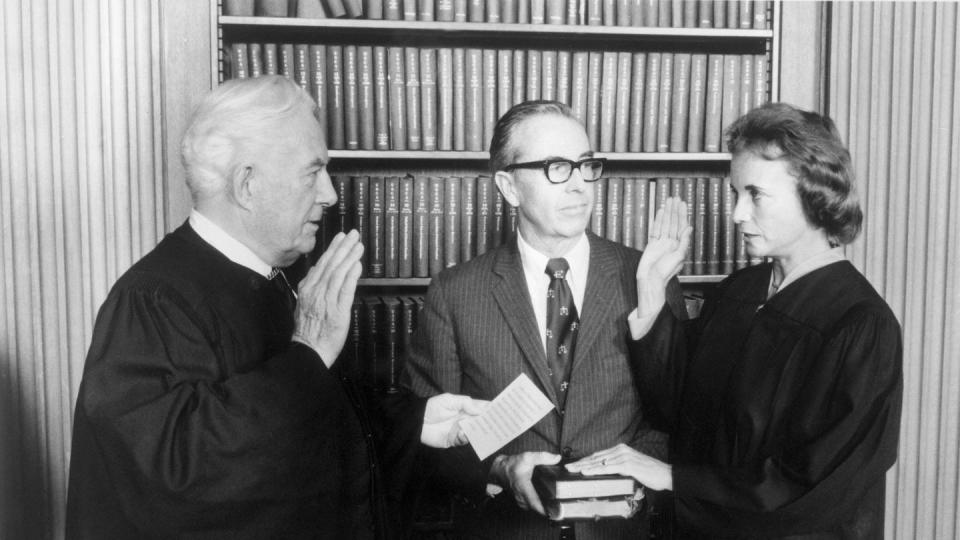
[428,176,445,277]
[532,465,640,521]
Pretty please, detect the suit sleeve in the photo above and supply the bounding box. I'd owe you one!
[400,277,493,503]
[75,283,347,532]
[671,305,903,535]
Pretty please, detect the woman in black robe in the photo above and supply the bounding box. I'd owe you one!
[567,103,903,539]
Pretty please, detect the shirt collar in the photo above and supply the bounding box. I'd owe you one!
[770,247,846,298]
[189,209,273,278]
[516,230,590,282]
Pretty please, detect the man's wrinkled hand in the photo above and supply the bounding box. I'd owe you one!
[489,451,561,516]
[421,393,489,448]
[292,230,363,367]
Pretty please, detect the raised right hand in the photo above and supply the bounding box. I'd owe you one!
[489,451,562,516]
[635,197,692,318]
[291,230,363,367]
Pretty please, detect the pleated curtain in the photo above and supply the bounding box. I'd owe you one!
[828,2,960,539]
[0,1,164,538]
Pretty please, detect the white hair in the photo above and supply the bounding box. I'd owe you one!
[180,75,319,202]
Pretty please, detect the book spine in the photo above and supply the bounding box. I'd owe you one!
[640,0,658,26]
[453,48,467,150]
[402,0,417,20]
[634,177,649,251]
[681,177,696,274]
[501,0,517,22]
[230,42,249,80]
[437,0,455,20]
[720,54,741,151]
[586,0,602,25]
[460,176,476,262]
[381,297,401,391]
[642,52,661,152]
[526,49,542,101]
[465,48,483,151]
[420,48,438,151]
[713,0,726,27]
[739,53,753,117]
[294,44,310,95]
[475,175,492,256]
[658,0,672,26]
[364,0,383,19]
[326,45,345,149]
[546,0,565,23]
[683,0,698,26]
[571,51,590,126]
[322,0,348,17]
[590,178,607,237]
[517,0,530,22]
[385,0,401,19]
[754,54,768,108]
[369,177,386,277]
[614,52,632,153]
[693,177,707,274]
[468,0,483,21]
[703,54,724,152]
[739,0,753,28]
[343,45,360,150]
[346,298,362,379]
[507,205,519,238]
[531,0,545,23]
[698,0,713,27]
[754,0,769,29]
[454,0,467,21]
[404,47,422,150]
[721,178,735,274]
[555,51,572,106]
[616,0,632,25]
[621,177,636,248]
[361,297,380,386]
[686,53,707,152]
[358,46,376,150]
[483,49,498,150]
[428,177,445,276]
[309,45,328,140]
[656,53,674,152]
[706,176,721,274]
[725,0,738,28]
[398,297,417,382]
[384,176,400,277]
[585,52,603,150]
[437,48,454,151]
[444,177,461,269]
[413,176,430,277]
[512,50,526,106]
[598,51,619,152]
[541,50,557,102]
[669,52,691,152]
[280,43,295,79]
[486,0,500,22]
[353,176,370,275]
[497,49,514,120]
[373,46,390,150]
[419,0,435,20]
[333,174,353,237]
[398,176,414,278]
[627,52,646,152]
[605,176,623,243]
[262,43,278,75]
[492,184,505,248]
[387,47,406,150]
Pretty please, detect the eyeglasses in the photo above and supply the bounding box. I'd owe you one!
[502,157,607,184]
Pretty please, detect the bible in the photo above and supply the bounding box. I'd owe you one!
[532,465,642,521]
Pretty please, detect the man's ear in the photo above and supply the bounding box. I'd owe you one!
[494,170,520,208]
[230,164,256,210]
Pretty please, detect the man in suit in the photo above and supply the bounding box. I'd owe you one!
[402,100,686,539]
[66,75,485,540]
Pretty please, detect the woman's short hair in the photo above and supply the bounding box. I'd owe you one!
[488,100,581,174]
[726,102,862,245]
[180,75,319,202]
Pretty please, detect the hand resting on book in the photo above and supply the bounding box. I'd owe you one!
[565,443,673,492]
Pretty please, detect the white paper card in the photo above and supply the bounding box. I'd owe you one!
[460,373,554,460]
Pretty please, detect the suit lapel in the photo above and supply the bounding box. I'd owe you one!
[573,235,622,373]
[491,239,560,406]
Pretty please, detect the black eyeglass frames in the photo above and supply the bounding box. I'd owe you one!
[502,157,607,184]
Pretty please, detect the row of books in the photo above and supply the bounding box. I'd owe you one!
[228,0,771,30]
[342,294,423,391]
[319,175,760,279]
[227,43,768,152]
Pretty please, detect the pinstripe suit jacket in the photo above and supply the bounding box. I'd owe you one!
[402,232,685,540]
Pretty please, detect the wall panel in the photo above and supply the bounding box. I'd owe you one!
[829,2,959,539]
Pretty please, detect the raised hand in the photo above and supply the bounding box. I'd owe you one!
[634,197,692,324]
[420,393,489,448]
[291,230,364,367]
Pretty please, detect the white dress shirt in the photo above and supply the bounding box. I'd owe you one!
[189,209,273,278]
[516,231,590,354]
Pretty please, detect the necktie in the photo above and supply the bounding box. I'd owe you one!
[545,258,579,406]
[268,268,298,313]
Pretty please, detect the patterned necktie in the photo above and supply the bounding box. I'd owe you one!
[268,268,297,313]
[545,258,579,405]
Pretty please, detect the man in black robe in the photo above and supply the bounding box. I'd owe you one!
[65,75,485,539]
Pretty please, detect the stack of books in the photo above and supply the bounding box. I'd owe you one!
[532,464,642,521]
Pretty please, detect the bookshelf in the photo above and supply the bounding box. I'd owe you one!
[211,0,781,391]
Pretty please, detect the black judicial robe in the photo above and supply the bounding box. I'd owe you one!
[632,261,902,539]
[66,223,425,539]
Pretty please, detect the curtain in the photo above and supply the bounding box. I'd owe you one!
[829,2,960,538]
[0,1,164,538]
